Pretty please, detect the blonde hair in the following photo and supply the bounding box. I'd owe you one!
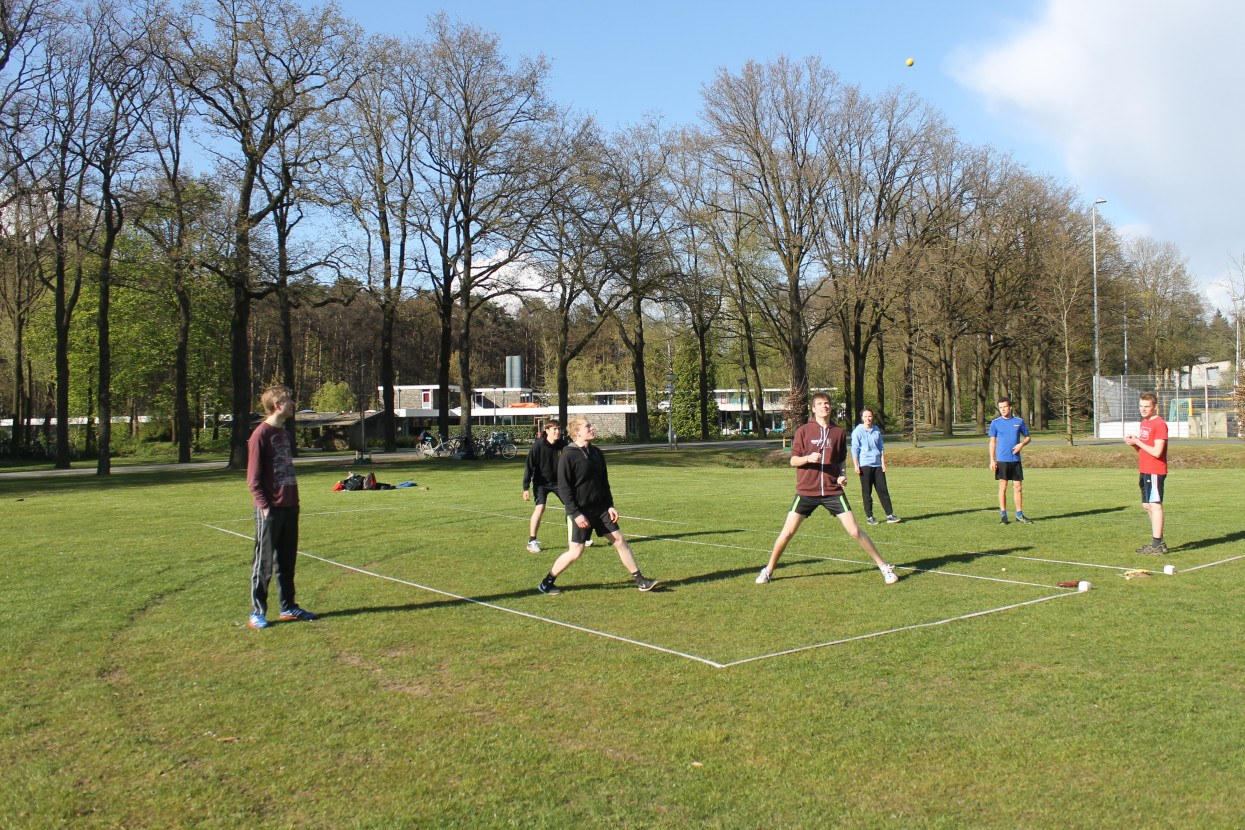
[260,386,293,415]
[567,415,590,439]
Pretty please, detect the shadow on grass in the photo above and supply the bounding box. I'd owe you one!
[314,577,656,616]
[896,546,1033,576]
[890,507,994,522]
[1035,506,1128,521]
[1171,529,1245,553]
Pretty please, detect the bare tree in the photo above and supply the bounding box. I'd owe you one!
[161,0,360,467]
[409,13,555,446]
[589,119,676,442]
[820,86,938,426]
[0,185,46,455]
[701,56,841,429]
[668,128,726,438]
[1123,236,1206,376]
[1033,207,1092,445]
[82,0,159,474]
[328,34,427,452]
[527,119,629,427]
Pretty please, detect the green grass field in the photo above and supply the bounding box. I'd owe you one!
[2,448,1243,828]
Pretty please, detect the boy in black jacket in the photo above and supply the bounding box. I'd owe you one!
[537,417,658,594]
[522,420,566,552]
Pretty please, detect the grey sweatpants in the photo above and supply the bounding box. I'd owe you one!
[251,505,300,616]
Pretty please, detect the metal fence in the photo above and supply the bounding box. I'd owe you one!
[1094,375,1243,439]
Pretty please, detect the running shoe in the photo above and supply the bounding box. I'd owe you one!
[1015,515,1032,524]
[886,514,901,524]
[635,575,659,592]
[537,580,562,595]
[279,607,317,621]
[1000,515,1009,524]
[880,563,899,585]
[584,537,594,547]
[1136,542,1169,555]
[526,539,542,553]
[755,567,773,585]
[866,517,879,526]
[248,613,270,629]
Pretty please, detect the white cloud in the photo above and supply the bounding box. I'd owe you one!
[951,1,1245,296]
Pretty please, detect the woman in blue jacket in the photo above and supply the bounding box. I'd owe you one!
[850,408,900,525]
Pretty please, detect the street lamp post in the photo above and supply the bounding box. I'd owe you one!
[665,371,675,450]
[1091,198,1107,438]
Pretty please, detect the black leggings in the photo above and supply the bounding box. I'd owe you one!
[858,466,893,518]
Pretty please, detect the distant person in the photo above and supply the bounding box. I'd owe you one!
[756,393,898,586]
[1125,392,1169,554]
[537,417,658,595]
[247,386,316,629]
[988,396,1032,524]
[850,407,900,525]
[522,420,566,553]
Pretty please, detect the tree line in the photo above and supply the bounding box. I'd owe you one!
[1,0,1235,470]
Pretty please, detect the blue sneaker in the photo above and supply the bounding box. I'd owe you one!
[248,613,270,629]
[279,607,317,621]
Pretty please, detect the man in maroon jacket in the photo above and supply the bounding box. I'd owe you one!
[246,385,316,629]
[756,393,898,586]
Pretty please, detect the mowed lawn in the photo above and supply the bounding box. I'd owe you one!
[2,448,1243,829]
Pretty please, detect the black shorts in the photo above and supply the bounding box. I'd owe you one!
[567,506,619,544]
[1140,473,1166,504]
[790,494,851,517]
[531,484,560,506]
[995,460,1024,481]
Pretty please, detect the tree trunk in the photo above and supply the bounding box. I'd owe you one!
[175,284,193,463]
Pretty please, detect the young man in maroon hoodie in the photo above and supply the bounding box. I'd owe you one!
[756,393,898,586]
[247,386,316,629]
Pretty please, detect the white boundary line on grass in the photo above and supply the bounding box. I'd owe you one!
[205,521,1081,669]
[1177,552,1245,573]
[719,590,1080,667]
[204,523,725,668]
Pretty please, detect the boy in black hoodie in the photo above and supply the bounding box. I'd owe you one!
[536,416,658,594]
[522,420,566,552]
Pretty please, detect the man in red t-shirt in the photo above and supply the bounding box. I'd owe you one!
[1124,391,1168,555]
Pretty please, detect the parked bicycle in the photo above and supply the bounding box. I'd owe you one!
[479,431,517,460]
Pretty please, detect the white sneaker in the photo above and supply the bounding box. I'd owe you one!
[880,563,899,585]
[584,537,594,547]
[526,539,542,553]
[755,567,772,584]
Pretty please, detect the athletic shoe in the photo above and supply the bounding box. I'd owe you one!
[635,575,660,592]
[886,514,901,524]
[526,539,542,553]
[755,567,772,584]
[1015,515,1032,524]
[537,580,562,595]
[279,607,317,621]
[1136,542,1169,555]
[879,563,899,585]
[866,516,879,526]
[1000,515,1009,524]
[584,538,594,547]
[248,613,269,630]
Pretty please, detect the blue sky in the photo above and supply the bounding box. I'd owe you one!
[340,0,1244,309]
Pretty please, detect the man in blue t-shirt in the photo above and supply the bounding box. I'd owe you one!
[988,396,1032,524]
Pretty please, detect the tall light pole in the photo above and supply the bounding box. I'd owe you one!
[1091,198,1107,438]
